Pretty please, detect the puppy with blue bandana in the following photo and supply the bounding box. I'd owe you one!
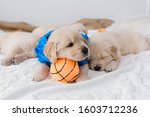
[34,24,90,82]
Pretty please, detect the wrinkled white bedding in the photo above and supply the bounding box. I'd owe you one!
[1,17,150,100]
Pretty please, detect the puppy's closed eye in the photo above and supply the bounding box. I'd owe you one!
[66,42,74,47]
[98,56,104,60]
[99,56,108,60]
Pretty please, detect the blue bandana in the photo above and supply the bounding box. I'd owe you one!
[35,31,89,67]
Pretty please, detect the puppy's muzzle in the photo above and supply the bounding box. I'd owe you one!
[82,47,88,55]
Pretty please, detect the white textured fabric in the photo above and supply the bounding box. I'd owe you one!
[1,17,150,100]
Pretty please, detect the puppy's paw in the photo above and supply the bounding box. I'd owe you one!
[104,61,118,72]
[12,54,25,65]
[1,58,13,66]
[33,72,50,82]
[33,75,46,82]
[33,63,50,82]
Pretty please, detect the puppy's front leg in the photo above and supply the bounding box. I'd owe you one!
[76,64,89,82]
[1,54,14,66]
[13,52,35,65]
[33,64,50,82]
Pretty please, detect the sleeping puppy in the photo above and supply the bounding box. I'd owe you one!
[89,31,150,72]
[34,25,90,82]
[0,24,63,66]
[0,31,37,65]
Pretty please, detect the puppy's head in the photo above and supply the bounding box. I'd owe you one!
[44,27,89,62]
[89,32,119,71]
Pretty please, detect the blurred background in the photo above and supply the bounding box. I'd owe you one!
[0,0,149,25]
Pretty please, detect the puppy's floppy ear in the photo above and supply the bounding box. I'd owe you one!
[110,46,119,60]
[111,46,117,54]
[44,42,57,62]
[105,45,119,60]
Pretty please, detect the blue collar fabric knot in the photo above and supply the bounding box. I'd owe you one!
[35,31,89,67]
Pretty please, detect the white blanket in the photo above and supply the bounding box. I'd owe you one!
[1,17,150,100]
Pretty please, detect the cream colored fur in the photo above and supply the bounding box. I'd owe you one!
[0,31,36,65]
[0,23,90,82]
[89,31,150,72]
[33,24,90,82]
[32,23,87,41]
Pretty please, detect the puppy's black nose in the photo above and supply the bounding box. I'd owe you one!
[94,65,101,71]
[82,47,88,54]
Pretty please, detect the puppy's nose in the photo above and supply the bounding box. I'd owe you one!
[94,65,101,71]
[82,47,88,54]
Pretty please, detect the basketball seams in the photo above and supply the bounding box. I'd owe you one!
[51,58,79,83]
[51,58,66,74]
[53,62,68,82]
[69,75,78,83]
[62,61,77,78]
[59,60,77,82]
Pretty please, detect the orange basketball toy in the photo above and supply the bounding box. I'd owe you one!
[50,58,79,83]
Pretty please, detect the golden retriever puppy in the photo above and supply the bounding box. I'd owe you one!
[34,25,90,82]
[89,31,150,72]
[0,31,37,65]
[0,24,63,66]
